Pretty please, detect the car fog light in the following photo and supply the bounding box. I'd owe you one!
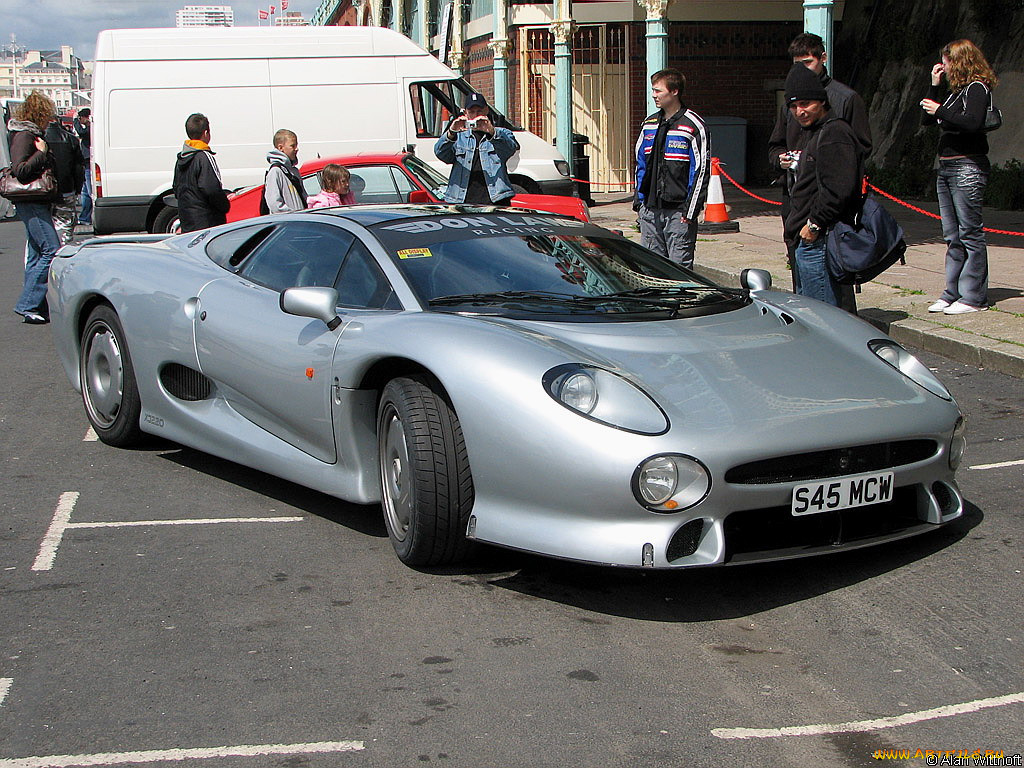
[634,454,710,512]
[949,415,967,470]
[559,371,597,414]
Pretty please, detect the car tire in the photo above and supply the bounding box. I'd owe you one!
[510,182,530,195]
[80,305,144,447]
[152,206,181,234]
[377,375,475,566]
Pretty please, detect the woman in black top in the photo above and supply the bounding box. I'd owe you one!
[920,39,998,314]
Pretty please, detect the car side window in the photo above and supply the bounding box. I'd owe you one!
[389,167,417,201]
[346,166,405,205]
[238,221,355,293]
[205,225,276,270]
[335,239,400,309]
[303,173,323,198]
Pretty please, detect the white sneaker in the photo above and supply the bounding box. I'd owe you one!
[943,300,988,315]
[928,299,950,312]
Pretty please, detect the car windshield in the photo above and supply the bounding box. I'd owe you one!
[403,154,449,196]
[372,213,747,321]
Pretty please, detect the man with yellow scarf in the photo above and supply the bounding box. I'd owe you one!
[172,113,230,232]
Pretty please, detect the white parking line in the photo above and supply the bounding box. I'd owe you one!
[32,493,79,572]
[31,492,303,572]
[0,678,11,706]
[969,458,1024,470]
[711,691,1024,740]
[0,740,364,767]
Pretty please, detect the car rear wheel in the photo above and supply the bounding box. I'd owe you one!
[377,376,474,566]
[80,305,144,446]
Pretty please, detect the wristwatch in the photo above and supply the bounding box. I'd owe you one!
[806,220,821,234]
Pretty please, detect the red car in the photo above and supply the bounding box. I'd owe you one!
[226,152,590,223]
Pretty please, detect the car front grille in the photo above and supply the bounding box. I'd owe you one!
[724,440,938,485]
[722,485,925,563]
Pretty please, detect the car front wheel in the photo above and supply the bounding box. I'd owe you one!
[377,376,475,566]
[80,305,144,446]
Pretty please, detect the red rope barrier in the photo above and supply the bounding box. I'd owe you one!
[713,167,1024,237]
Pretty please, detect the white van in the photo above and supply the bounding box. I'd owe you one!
[92,26,574,234]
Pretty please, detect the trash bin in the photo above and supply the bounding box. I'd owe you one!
[704,117,747,184]
[572,132,595,206]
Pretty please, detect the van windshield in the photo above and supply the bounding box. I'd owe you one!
[409,79,520,138]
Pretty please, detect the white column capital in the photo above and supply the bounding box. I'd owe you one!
[489,38,511,59]
[551,19,575,46]
[638,0,671,21]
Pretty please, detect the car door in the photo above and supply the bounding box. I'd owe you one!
[194,220,357,463]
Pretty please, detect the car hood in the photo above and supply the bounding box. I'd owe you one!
[481,297,950,437]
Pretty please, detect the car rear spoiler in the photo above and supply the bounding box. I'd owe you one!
[56,233,176,258]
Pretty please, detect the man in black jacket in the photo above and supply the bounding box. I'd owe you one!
[172,113,230,232]
[43,117,85,245]
[768,33,870,310]
[783,64,864,309]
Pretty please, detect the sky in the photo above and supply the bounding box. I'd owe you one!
[0,0,315,61]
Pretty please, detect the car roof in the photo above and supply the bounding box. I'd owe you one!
[306,204,575,227]
[298,152,408,174]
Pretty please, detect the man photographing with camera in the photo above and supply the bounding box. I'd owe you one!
[434,93,520,206]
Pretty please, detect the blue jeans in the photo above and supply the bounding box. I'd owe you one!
[794,235,840,307]
[14,201,60,317]
[936,157,989,307]
[79,167,93,224]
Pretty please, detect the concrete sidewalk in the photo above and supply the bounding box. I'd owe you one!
[588,188,1024,378]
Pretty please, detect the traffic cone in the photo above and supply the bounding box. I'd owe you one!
[699,157,740,233]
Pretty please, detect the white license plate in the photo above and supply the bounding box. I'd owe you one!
[791,471,894,516]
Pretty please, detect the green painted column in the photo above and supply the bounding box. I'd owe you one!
[491,0,510,114]
[803,0,835,69]
[552,12,574,172]
[640,0,670,114]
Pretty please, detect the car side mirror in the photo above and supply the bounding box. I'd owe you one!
[408,189,433,204]
[740,268,772,292]
[280,286,342,330]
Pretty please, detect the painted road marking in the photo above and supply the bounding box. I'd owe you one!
[0,740,364,767]
[969,458,1024,470]
[32,492,303,572]
[32,493,79,572]
[0,678,11,706]
[711,691,1024,740]
[83,428,98,442]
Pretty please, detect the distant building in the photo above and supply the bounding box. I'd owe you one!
[276,11,310,26]
[0,44,90,110]
[176,5,235,27]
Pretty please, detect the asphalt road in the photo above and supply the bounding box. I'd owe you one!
[1,219,1021,767]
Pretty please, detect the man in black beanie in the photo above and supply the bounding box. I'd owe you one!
[782,62,864,309]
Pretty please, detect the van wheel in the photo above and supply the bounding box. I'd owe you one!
[152,206,181,234]
[509,177,538,195]
[377,376,474,566]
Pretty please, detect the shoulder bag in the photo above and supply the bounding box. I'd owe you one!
[0,165,58,202]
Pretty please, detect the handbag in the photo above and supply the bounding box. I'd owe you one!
[984,95,1002,132]
[827,193,907,286]
[0,165,58,202]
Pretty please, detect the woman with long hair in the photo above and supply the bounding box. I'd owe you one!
[8,90,59,324]
[920,39,998,315]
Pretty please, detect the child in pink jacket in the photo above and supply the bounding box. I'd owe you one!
[306,164,356,208]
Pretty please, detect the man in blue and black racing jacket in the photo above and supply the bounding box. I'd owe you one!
[633,68,711,268]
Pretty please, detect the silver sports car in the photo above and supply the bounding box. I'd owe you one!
[48,206,966,569]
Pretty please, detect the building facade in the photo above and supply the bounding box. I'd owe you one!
[176,5,236,27]
[311,0,845,189]
[0,45,90,111]
[276,11,311,26]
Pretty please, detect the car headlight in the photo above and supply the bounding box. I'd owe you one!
[868,340,953,401]
[554,160,571,177]
[633,454,711,512]
[949,414,967,470]
[543,364,668,435]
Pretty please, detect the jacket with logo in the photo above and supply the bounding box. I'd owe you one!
[633,105,710,221]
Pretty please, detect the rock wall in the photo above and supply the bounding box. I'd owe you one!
[835,0,1024,190]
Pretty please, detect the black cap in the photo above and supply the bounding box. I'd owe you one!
[77,107,91,117]
[784,63,827,104]
[464,93,488,110]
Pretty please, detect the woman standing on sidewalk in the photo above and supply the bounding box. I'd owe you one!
[920,39,998,315]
